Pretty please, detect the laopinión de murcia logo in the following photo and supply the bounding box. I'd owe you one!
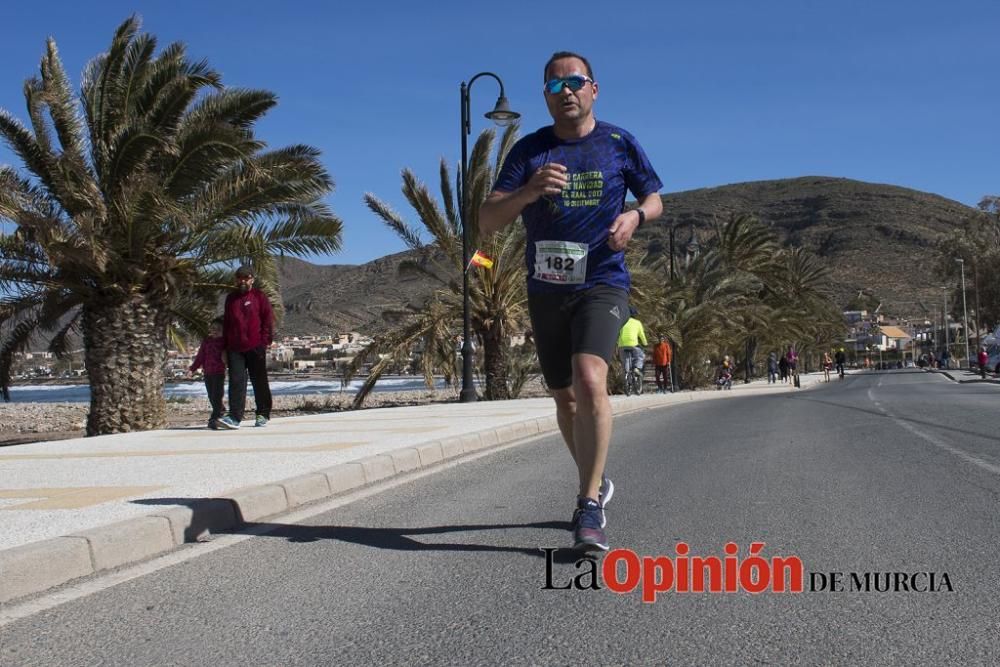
[541,542,953,602]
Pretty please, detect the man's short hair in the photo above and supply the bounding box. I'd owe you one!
[544,51,594,82]
[235,265,255,278]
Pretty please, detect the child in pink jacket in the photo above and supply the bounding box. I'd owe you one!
[189,317,227,430]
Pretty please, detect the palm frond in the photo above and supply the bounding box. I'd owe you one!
[364,193,423,249]
[439,158,458,234]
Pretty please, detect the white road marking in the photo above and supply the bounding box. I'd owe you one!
[868,383,1000,477]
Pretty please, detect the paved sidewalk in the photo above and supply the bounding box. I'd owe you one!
[927,367,1000,384]
[0,373,824,603]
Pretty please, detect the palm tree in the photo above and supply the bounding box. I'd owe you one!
[935,204,1000,334]
[714,213,782,381]
[0,17,342,434]
[760,247,845,368]
[351,126,527,405]
[632,213,843,387]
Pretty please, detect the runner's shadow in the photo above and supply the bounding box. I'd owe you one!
[240,520,582,562]
[131,498,582,562]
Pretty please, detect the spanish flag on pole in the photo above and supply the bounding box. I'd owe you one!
[467,249,494,271]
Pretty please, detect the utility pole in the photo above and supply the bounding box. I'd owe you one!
[956,258,970,368]
[669,225,675,280]
[972,259,981,353]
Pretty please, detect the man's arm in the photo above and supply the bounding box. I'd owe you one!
[607,192,663,251]
[479,163,568,235]
[479,189,535,235]
[260,293,274,346]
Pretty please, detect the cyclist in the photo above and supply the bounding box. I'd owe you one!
[617,306,647,389]
[717,355,734,390]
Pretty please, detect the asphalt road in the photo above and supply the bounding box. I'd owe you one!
[4,370,999,665]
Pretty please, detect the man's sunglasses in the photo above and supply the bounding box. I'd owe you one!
[544,75,594,95]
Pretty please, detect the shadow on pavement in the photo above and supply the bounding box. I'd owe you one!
[237,520,583,561]
[132,497,583,562]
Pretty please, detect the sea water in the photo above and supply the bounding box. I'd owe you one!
[4,376,453,403]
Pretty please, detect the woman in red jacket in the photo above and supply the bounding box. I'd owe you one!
[218,266,274,429]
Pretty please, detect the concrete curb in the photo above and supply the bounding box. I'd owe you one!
[0,389,785,604]
[925,368,1000,384]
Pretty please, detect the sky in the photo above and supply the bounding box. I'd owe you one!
[1,0,997,265]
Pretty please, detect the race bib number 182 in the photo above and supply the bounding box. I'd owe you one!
[533,240,588,285]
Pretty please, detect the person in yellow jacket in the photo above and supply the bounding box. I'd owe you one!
[617,306,648,377]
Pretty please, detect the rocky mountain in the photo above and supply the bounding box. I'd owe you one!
[274,177,978,335]
[275,246,445,335]
[645,176,975,312]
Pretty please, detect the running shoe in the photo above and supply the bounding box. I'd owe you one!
[218,416,240,430]
[599,474,614,511]
[570,475,614,530]
[208,419,219,430]
[255,415,268,428]
[572,497,609,552]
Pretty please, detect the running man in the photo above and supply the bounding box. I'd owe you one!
[480,51,663,551]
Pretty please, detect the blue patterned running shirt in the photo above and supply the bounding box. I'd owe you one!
[492,120,662,293]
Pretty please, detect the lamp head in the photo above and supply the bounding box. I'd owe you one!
[485,96,520,127]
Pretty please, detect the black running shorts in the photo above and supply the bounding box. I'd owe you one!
[527,285,630,390]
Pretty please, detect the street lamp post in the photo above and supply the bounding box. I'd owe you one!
[458,72,519,402]
[940,287,950,369]
[956,258,970,369]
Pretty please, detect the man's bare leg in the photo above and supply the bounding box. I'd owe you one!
[570,353,612,501]
[550,386,577,464]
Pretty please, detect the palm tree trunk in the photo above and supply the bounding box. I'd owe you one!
[82,298,171,435]
[744,336,757,383]
[481,321,510,401]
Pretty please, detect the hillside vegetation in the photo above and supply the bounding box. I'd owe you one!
[277,177,976,335]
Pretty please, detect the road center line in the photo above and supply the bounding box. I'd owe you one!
[868,385,1000,476]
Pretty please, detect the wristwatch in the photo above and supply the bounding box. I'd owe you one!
[634,208,645,225]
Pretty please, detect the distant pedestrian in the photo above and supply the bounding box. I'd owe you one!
[940,348,951,370]
[189,317,227,430]
[652,335,673,393]
[778,353,789,383]
[822,351,833,382]
[978,346,989,380]
[835,348,846,379]
[787,346,800,387]
[767,351,778,384]
[219,265,274,429]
